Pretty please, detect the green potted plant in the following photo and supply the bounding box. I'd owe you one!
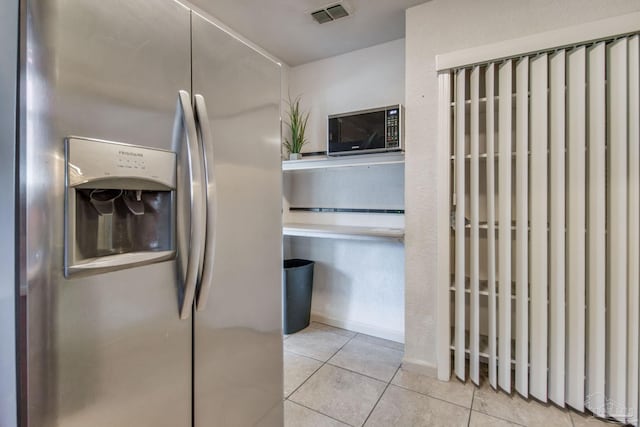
[284,96,309,160]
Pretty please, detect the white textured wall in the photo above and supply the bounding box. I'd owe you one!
[404,0,640,375]
[284,39,406,341]
[288,38,405,154]
[284,164,405,341]
[287,237,405,342]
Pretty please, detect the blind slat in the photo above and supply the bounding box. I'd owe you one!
[529,53,548,402]
[549,49,566,407]
[454,68,467,381]
[469,66,481,386]
[566,46,586,412]
[515,56,529,398]
[626,34,639,425]
[586,41,606,418]
[606,37,628,422]
[485,63,498,390]
[498,59,513,393]
[437,72,452,382]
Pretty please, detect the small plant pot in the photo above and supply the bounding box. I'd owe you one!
[289,153,302,160]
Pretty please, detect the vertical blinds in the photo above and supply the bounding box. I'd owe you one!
[441,34,639,424]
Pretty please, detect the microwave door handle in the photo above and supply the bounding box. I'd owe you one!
[193,94,217,311]
[174,90,205,320]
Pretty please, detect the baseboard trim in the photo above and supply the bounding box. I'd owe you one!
[310,312,404,344]
[401,357,440,379]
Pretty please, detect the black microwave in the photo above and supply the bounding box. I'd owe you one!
[327,104,403,156]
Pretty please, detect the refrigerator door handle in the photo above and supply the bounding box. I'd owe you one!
[194,94,218,311]
[176,90,205,319]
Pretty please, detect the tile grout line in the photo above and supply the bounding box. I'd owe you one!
[312,323,404,352]
[389,382,474,412]
[283,348,327,364]
[389,375,541,426]
[294,324,572,427]
[467,386,475,427]
[468,387,528,427]
[343,339,405,354]
[471,408,527,427]
[325,331,358,360]
[284,358,325,399]
[286,330,358,413]
[360,365,401,427]
[285,326,404,426]
[309,322,359,340]
[324,361,397,384]
[321,330,403,384]
[284,324,359,363]
[322,329,402,385]
[286,400,355,427]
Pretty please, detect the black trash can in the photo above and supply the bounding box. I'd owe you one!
[283,259,315,334]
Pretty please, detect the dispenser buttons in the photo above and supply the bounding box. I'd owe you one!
[117,151,146,170]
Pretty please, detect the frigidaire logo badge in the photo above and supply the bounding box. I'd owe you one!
[118,150,143,157]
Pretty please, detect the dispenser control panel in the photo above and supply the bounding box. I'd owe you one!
[65,137,176,277]
[67,137,175,190]
[116,149,147,171]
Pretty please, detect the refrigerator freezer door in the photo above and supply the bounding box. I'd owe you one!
[191,12,284,427]
[21,1,192,426]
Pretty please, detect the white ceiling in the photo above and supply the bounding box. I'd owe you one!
[188,0,430,66]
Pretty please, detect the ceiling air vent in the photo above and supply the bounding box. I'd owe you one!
[311,9,333,24]
[326,4,349,19]
[311,3,350,24]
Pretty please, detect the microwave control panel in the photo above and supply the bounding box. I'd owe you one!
[385,107,401,149]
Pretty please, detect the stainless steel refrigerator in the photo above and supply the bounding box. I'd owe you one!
[4,1,283,426]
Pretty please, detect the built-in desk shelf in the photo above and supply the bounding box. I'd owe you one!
[283,223,404,242]
[282,152,404,171]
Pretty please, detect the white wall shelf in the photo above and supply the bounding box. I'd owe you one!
[282,152,404,171]
[283,223,404,241]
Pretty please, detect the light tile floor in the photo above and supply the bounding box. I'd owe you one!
[283,322,624,427]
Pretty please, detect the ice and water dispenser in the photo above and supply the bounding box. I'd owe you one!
[65,137,176,276]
